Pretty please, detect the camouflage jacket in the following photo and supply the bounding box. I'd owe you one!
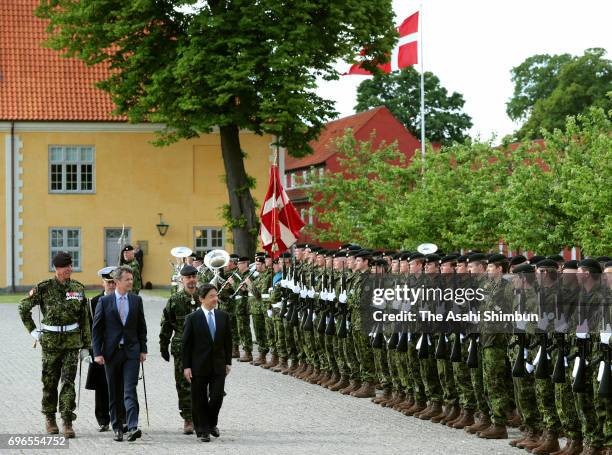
[19,277,91,350]
[125,259,142,292]
[159,289,199,355]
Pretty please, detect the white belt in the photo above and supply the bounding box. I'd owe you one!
[271,302,283,309]
[234,296,242,300]
[261,294,270,299]
[42,323,79,332]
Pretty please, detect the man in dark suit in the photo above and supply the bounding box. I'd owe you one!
[183,283,232,442]
[92,265,147,442]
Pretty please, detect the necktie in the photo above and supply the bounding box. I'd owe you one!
[119,296,127,325]
[207,311,216,340]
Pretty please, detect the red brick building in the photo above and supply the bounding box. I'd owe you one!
[285,106,424,248]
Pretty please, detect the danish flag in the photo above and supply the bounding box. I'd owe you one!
[259,164,305,258]
[344,11,419,75]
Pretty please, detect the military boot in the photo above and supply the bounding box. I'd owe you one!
[516,430,544,450]
[579,444,603,455]
[372,387,392,404]
[284,360,299,375]
[271,357,287,372]
[340,379,361,395]
[509,427,532,447]
[508,408,522,428]
[394,393,413,411]
[552,438,582,455]
[430,404,449,424]
[239,351,253,362]
[299,364,314,380]
[329,376,350,392]
[322,372,339,388]
[306,368,322,384]
[531,430,560,454]
[403,400,427,416]
[388,391,406,409]
[262,353,279,369]
[465,412,491,434]
[418,401,443,420]
[252,352,267,366]
[183,419,194,435]
[382,390,402,408]
[317,371,332,386]
[478,423,508,439]
[45,415,59,435]
[452,409,475,429]
[446,408,464,427]
[62,419,75,439]
[351,382,376,398]
[439,405,461,425]
[231,345,240,358]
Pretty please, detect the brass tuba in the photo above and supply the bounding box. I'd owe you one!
[204,249,230,287]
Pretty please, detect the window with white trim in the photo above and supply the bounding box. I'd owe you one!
[194,227,225,254]
[49,228,81,271]
[49,145,95,193]
[308,207,314,225]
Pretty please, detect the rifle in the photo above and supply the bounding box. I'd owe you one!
[279,261,288,319]
[290,269,303,327]
[534,283,552,380]
[572,286,590,393]
[598,291,611,397]
[302,269,315,332]
[337,264,348,339]
[325,266,337,336]
[316,264,328,334]
[551,284,568,384]
[510,288,528,378]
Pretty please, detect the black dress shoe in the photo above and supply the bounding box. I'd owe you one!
[210,427,220,438]
[98,424,110,432]
[199,433,210,442]
[113,430,123,442]
[126,428,142,442]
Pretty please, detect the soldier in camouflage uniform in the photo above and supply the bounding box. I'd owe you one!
[218,254,241,358]
[247,254,271,366]
[266,255,288,371]
[234,257,254,362]
[159,265,200,434]
[120,245,142,295]
[19,251,91,438]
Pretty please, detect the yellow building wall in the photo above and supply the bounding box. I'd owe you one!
[17,128,273,287]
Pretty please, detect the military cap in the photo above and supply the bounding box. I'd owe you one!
[409,252,425,261]
[457,255,468,263]
[373,258,388,267]
[340,243,352,249]
[547,254,564,263]
[488,253,507,264]
[513,263,535,274]
[255,256,266,263]
[529,255,546,265]
[189,252,197,259]
[535,259,559,269]
[52,251,72,268]
[180,265,198,276]
[467,253,487,263]
[563,260,579,270]
[603,261,612,270]
[391,253,400,260]
[279,252,292,258]
[238,256,250,263]
[347,244,362,251]
[194,255,204,262]
[355,250,372,260]
[424,254,440,263]
[255,251,266,257]
[316,249,326,256]
[440,255,458,264]
[229,253,240,262]
[596,256,611,263]
[295,243,307,249]
[122,244,134,252]
[578,258,603,273]
[97,266,117,280]
[400,252,411,261]
[509,255,527,266]
[346,250,359,257]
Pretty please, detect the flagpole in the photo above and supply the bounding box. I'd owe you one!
[419,3,426,167]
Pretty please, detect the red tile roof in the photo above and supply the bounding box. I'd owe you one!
[286,107,387,169]
[0,0,124,121]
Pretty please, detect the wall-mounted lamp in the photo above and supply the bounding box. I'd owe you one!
[156,213,169,237]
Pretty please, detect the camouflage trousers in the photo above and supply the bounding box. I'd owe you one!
[172,353,192,420]
[235,298,253,352]
[407,340,426,402]
[452,335,476,411]
[324,333,340,375]
[437,356,459,407]
[508,342,541,430]
[482,345,512,425]
[373,345,392,389]
[339,332,359,380]
[269,312,286,358]
[575,362,607,448]
[251,312,269,355]
[552,349,581,439]
[386,347,401,391]
[352,328,376,383]
[41,348,79,421]
[470,344,489,416]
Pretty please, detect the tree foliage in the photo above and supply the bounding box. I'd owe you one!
[508,48,612,138]
[36,0,397,256]
[354,67,473,145]
[306,108,611,255]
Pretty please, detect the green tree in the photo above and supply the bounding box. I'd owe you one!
[36,0,397,256]
[508,48,612,138]
[354,66,473,145]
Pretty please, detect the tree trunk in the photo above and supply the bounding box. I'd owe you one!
[219,124,258,258]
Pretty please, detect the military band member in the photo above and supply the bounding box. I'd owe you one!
[159,265,201,434]
[19,251,91,438]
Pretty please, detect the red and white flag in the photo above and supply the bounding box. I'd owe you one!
[259,164,305,258]
[344,11,419,75]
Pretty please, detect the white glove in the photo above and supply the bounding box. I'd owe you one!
[79,348,91,362]
[300,289,307,298]
[30,329,42,341]
[307,289,315,299]
[339,291,347,304]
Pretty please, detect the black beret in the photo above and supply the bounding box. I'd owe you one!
[547,254,564,263]
[596,256,611,263]
[391,254,400,260]
[122,244,134,252]
[513,263,535,274]
[529,255,546,265]
[563,260,579,270]
[488,253,507,265]
[440,255,458,265]
[346,250,359,257]
[194,255,204,262]
[457,255,468,263]
[52,251,72,268]
[535,259,559,269]
[189,252,197,259]
[295,243,307,248]
[255,256,266,263]
[604,261,612,269]
[409,252,425,261]
[279,252,292,259]
[238,256,250,262]
[347,244,362,251]
[180,265,198,276]
[400,252,411,261]
[229,254,239,262]
[509,255,527,266]
[355,251,372,260]
[467,253,487,263]
[578,258,603,273]
[424,254,440,263]
[373,258,388,267]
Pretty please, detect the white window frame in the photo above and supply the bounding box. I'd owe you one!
[48,145,96,193]
[49,227,82,271]
[308,207,314,225]
[193,227,225,254]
